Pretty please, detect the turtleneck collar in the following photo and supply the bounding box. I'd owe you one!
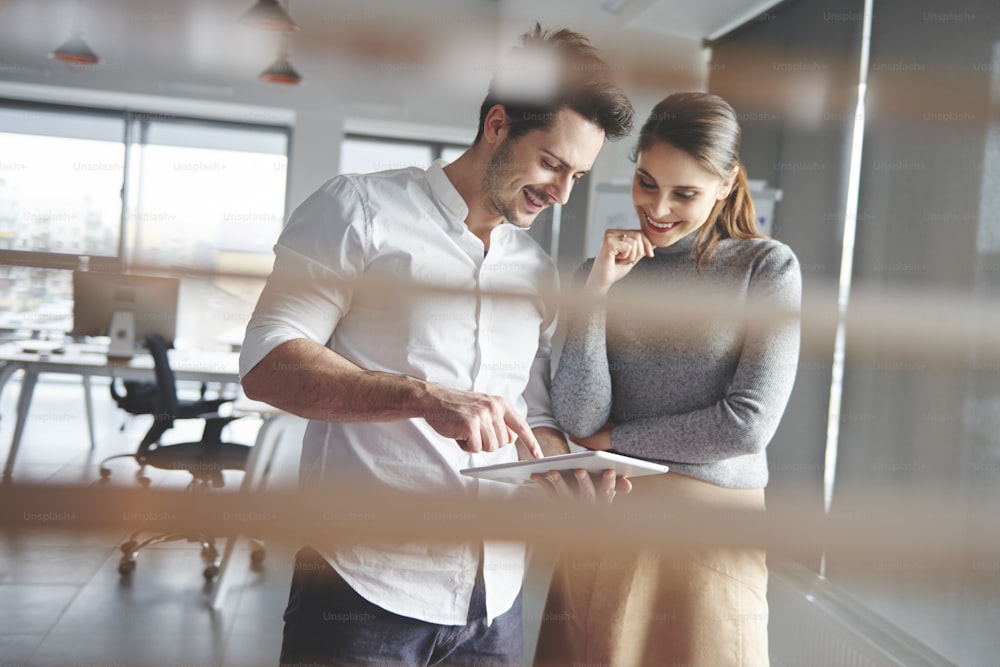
[653,229,700,257]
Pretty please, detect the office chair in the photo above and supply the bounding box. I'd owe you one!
[99,333,263,578]
[108,375,192,435]
[100,334,238,486]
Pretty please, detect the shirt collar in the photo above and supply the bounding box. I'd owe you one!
[425,159,469,224]
[426,159,512,253]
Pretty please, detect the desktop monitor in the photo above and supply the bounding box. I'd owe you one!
[71,271,180,358]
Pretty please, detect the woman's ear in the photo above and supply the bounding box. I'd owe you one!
[717,165,739,200]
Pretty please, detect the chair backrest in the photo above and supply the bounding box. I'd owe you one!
[109,378,158,416]
[144,333,178,426]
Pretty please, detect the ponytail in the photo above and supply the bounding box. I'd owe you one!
[693,163,765,270]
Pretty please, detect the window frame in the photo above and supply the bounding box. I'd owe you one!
[340,133,468,173]
[0,97,293,274]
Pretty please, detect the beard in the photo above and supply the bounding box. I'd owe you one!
[482,138,531,228]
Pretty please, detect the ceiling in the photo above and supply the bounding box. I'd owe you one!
[0,0,782,116]
[504,0,782,40]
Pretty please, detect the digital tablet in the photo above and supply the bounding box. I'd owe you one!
[461,450,668,487]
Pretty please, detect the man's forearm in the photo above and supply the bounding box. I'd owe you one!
[242,338,428,422]
[245,338,544,456]
[518,426,569,460]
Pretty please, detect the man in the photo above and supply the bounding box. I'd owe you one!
[240,25,634,667]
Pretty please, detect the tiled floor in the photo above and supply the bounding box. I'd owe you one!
[0,371,558,667]
[0,372,301,667]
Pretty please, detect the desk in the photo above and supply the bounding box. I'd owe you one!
[0,341,240,480]
[210,398,298,610]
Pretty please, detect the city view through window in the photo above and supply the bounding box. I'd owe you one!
[0,104,289,346]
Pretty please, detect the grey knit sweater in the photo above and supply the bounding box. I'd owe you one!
[551,233,801,489]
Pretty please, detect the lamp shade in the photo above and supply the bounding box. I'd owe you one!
[240,0,299,31]
[49,32,100,65]
[260,53,302,85]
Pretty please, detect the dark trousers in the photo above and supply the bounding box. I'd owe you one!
[279,546,523,667]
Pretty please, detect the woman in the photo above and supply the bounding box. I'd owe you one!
[533,92,801,666]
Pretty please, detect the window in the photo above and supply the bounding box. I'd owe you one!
[126,115,288,275]
[0,100,290,331]
[339,135,468,175]
[0,105,125,261]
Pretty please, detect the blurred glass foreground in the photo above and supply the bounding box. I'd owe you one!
[2,272,999,665]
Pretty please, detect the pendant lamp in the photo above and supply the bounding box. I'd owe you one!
[50,1,100,67]
[260,49,302,85]
[49,30,100,65]
[240,0,300,31]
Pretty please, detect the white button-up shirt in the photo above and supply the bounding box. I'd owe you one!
[240,160,559,624]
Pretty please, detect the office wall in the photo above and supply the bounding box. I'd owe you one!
[830,0,1000,663]
[714,0,1000,663]
[709,0,865,520]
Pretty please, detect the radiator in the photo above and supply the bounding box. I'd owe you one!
[768,559,958,667]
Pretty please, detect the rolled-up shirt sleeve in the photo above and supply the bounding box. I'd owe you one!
[240,175,368,378]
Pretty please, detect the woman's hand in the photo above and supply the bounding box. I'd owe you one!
[571,422,614,451]
[531,422,631,502]
[585,229,655,294]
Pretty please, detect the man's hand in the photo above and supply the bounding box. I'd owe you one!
[422,384,542,458]
[531,468,629,504]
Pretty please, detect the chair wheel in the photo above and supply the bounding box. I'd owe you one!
[137,475,152,488]
[118,559,136,576]
[250,548,266,564]
[203,565,219,580]
[99,467,111,480]
[120,540,138,554]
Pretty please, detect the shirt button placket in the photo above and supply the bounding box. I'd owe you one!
[472,263,488,392]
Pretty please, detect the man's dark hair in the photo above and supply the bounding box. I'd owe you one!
[474,24,634,144]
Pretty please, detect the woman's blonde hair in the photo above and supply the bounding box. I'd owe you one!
[633,92,764,268]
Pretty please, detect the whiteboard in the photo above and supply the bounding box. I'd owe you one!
[588,183,634,259]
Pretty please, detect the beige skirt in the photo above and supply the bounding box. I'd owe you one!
[533,472,769,667]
